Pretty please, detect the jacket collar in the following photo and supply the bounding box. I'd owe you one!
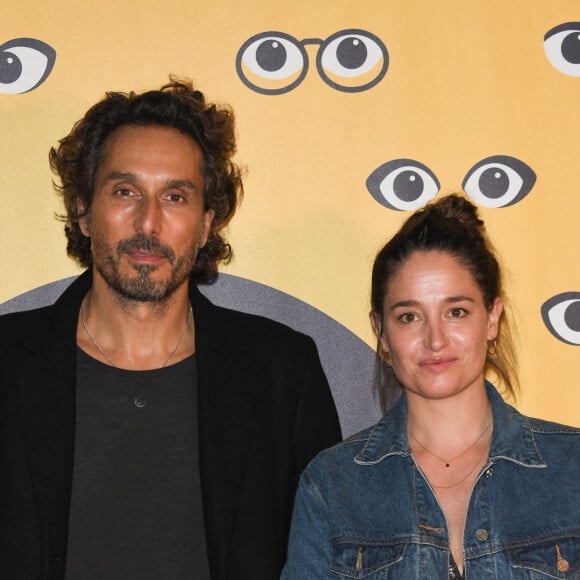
[355,382,546,468]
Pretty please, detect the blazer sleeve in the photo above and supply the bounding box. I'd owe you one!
[293,336,342,475]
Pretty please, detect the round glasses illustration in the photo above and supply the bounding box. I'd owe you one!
[236,29,389,95]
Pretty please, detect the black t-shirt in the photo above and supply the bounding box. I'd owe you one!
[65,349,210,580]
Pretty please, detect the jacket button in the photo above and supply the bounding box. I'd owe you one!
[557,558,570,572]
[50,553,64,561]
[475,528,488,542]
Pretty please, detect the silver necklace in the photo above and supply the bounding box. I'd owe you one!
[81,304,193,368]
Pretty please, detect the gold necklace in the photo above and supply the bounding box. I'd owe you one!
[430,445,490,489]
[408,421,492,468]
[81,304,193,368]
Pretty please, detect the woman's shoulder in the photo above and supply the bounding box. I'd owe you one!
[524,415,580,466]
[304,425,376,472]
[526,415,580,436]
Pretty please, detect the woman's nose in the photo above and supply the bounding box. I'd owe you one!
[426,320,447,351]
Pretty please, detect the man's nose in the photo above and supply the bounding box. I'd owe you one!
[134,196,162,236]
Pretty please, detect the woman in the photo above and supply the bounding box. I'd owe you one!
[281,195,579,579]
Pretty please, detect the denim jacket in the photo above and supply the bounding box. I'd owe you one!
[282,383,580,579]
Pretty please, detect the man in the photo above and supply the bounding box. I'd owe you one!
[0,79,341,579]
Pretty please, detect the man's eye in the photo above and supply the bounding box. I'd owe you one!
[167,193,185,202]
[450,308,466,318]
[399,313,416,323]
[112,188,138,199]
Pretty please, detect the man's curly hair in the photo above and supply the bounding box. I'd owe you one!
[50,77,244,284]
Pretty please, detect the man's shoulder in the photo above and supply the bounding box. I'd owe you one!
[0,305,54,342]
[210,301,313,347]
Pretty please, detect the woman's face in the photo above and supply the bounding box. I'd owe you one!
[372,251,502,403]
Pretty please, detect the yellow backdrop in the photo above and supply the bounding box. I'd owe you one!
[1,0,578,429]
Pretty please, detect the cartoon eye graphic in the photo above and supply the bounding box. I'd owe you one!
[316,29,388,92]
[236,32,308,95]
[236,29,388,94]
[366,159,440,211]
[544,22,580,76]
[462,155,536,208]
[0,38,56,94]
[541,292,580,346]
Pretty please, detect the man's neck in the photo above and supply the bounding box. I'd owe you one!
[76,274,195,370]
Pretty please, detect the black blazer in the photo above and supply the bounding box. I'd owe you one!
[0,271,342,579]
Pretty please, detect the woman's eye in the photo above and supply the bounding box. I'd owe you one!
[317,29,389,92]
[366,159,440,211]
[450,308,466,318]
[462,155,536,208]
[544,22,580,76]
[541,292,580,346]
[0,38,56,94]
[236,31,307,95]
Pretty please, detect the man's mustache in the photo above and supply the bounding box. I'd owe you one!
[116,235,175,264]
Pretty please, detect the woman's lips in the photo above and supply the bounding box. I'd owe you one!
[419,357,456,371]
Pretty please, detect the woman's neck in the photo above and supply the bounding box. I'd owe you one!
[405,384,492,456]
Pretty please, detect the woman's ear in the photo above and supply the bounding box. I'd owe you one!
[369,311,389,353]
[487,297,504,341]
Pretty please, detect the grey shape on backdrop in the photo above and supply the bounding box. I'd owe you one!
[0,274,381,437]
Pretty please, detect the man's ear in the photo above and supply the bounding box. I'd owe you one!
[198,209,215,248]
[77,201,90,237]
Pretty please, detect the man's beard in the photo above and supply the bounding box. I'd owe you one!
[92,233,199,303]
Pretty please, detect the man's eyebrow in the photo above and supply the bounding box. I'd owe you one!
[388,296,475,312]
[101,172,199,191]
[102,171,138,184]
[165,178,199,191]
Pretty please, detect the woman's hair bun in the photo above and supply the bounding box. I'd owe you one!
[431,194,483,229]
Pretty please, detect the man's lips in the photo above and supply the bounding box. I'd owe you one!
[117,236,175,264]
[125,249,166,262]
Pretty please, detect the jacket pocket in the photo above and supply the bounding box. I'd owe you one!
[330,539,407,579]
[509,536,580,579]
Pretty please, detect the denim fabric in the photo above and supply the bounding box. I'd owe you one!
[282,383,580,579]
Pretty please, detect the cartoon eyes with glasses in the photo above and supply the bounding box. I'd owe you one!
[236,29,388,94]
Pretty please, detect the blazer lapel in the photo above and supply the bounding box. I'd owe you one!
[191,285,259,580]
[17,272,91,562]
